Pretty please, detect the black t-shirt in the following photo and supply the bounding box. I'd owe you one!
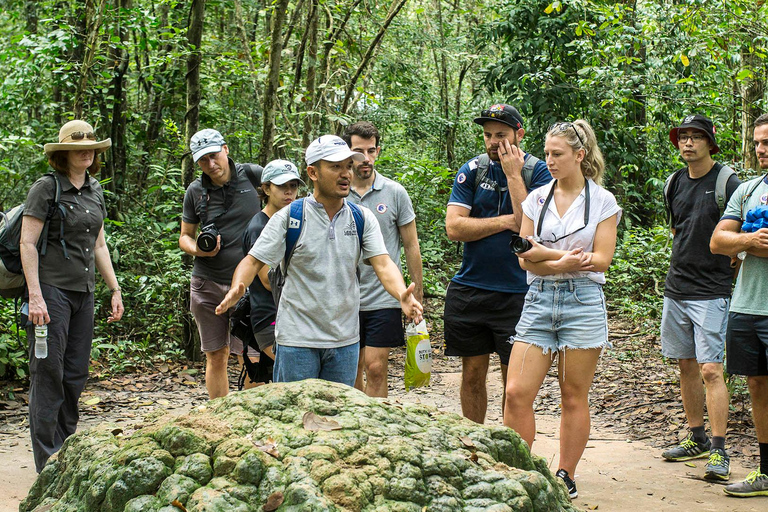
[242,211,276,332]
[665,163,741,299]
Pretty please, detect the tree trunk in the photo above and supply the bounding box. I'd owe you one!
[258,0,290,164]
[107,0,131,218]
[182,0,207,362]
[25,0,37,34]
[302,0,319,149]
[741,48,765,173]
[73,0,108,118]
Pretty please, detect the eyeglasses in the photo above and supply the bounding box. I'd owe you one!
[63,131,96,142]
[677,133,707,143]
[549,122,584,148]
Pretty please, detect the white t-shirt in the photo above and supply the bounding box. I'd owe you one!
[521,179,622,284]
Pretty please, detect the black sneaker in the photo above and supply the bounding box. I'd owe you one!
[556,468,578,499]
[662,432,711,461]
[704,448,730,481]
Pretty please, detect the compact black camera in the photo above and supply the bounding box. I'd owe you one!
[509,234,532,254]
[197,223,220,252]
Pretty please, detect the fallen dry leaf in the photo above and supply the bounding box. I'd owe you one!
[83,397,101,406]
[170,499,187,511]
[459,436,476,449]
[302,411,342,431]
[262,491,284,511]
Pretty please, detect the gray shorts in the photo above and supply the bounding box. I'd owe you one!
[189,275,243,354]
[254,324,276,352]
[660,297,728,363]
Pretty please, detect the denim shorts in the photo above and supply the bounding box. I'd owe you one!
[660,297,728,363]
[273,342,359,386]
[512,278,610,354]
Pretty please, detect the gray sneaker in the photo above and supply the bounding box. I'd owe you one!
[704,448,730,481]
[724,470,768,497]
[662,432,711,461]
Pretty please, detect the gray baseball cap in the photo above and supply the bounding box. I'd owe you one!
[190,128,226,162]
[262,159,305,186]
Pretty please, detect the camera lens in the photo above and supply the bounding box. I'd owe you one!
[197,224,220,252]
[509,235,532,254]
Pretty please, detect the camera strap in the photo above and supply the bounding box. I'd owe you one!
[199,172,237,226]
[536,179,590,242]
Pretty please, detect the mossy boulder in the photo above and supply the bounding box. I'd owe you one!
[21,380,580,511]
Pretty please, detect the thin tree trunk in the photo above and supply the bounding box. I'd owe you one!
[338,0,409,117]
[73,0,108,118]
[302,0,319,149]
[258,0,290,164]
[741,49,765,172]
[182,0,206,362]
[25,0,37,33]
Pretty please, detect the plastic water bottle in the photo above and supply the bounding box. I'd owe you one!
[34,325,48,359]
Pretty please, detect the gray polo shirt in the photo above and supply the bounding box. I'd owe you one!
[349,172,416,310]
[248,196,388,349]
[24,172,106,293]
[182,159,260,284]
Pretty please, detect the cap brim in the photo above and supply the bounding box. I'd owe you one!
[473,116,519,129]
[309,150,365,165]
[269,174,306,186]
[192,145,222,162]
[44,139,111,157]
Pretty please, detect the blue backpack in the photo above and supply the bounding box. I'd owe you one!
[267,198,365,306]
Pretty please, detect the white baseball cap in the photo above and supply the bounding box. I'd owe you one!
[305,135,364,165]
[261,159,305,186]
[190,129,226,162]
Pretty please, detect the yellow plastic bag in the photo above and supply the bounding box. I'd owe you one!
[404,320,431,390]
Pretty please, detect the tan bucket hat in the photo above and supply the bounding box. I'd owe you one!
[44,120,112,157]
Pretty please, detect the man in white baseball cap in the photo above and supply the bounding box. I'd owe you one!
[217,135,423,387]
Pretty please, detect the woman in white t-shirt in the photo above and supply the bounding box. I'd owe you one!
[503,119,621,499]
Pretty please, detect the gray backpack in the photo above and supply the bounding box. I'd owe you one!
[663,163,736,225]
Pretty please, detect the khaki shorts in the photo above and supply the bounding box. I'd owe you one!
[190,275,243,354]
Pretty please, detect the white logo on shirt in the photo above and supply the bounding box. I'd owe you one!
[289,218,300,229]
[376,203,388,214]
[457,173,467,184]
[705,190,714,194]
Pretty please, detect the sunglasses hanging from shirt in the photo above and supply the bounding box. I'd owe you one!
[535,179,590,243]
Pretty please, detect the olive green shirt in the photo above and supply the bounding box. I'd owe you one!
[24,171,106,293]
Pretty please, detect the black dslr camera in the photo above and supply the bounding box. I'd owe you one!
[197,223,220,252]
[509,234,532,254]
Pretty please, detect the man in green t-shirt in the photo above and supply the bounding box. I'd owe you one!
[711,113,768,498]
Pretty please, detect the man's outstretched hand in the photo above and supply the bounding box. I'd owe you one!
[216,282,247,315]
[400,282,424,324]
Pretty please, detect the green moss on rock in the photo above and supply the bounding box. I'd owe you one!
[20,380,580,511]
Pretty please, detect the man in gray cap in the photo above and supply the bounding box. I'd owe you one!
[444,104,551,424]
[216,135,423,387]
[179,128,262,399]
[660,114,740,482]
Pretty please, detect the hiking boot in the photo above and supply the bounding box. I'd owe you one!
[724,470,768,497]
[662,432,711,461]
[556,468,578,499]
[704,448,730,481]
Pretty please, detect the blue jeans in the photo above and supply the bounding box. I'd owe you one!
[273,342,359,386]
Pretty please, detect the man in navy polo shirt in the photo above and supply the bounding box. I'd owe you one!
[444,104,551,423]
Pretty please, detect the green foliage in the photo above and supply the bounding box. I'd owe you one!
[605,225,671,326]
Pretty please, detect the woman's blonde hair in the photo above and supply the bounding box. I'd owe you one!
[546,119,605,185]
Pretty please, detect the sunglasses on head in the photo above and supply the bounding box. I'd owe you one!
[63,131,97,142]
[549,122,584,147]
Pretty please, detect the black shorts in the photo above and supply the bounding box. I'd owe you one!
[726,312,768,376]
[359,308,405,349]
[443,282,525,365]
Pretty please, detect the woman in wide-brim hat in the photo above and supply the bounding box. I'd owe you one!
[20,119,124,473]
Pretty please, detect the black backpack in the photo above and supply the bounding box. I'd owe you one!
[230,290,273,389]
[0,173,63,299]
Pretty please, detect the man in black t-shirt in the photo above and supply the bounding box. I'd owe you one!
[660,114,741,482]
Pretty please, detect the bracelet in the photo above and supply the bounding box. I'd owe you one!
[111,287,121,293]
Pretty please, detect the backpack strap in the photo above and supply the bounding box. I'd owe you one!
[39,173,64,258]
[283,198,305,271]
[346,201,365,248]
[238,163,263,192]
[521,154,539,189]
[714,164,736,217]
[663,167,686,227]
[473,154,491,193]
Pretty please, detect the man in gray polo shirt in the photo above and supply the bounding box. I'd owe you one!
[179,129,261,399]
[342,121,423,397]
[216,135,423,387]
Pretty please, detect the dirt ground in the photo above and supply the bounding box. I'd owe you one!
[1,313,767,511]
